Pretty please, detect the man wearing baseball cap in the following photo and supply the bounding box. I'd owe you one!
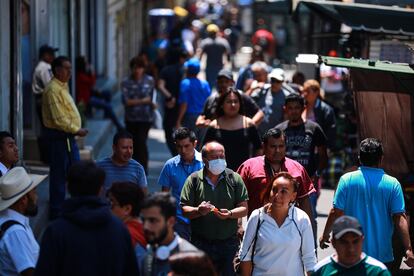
[32,44,59,96]
[313,216,391,275]
[176,58,211,134]
[32,44,59,120]
[0,167,46,276]
[32,44,59,164]
[196,68,263,128]
[198,24,231,89]
[251,67,296,136]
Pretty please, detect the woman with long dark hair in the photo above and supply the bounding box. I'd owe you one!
[202,88,261,170]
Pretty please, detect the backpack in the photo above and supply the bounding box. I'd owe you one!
[0,220,24,240]
[190,168,237,191]
[189,169,239,206]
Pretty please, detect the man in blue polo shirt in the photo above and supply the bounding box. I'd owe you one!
[157,127,203,240]
[97,131,147,194]
[320,138,414,272]
[175,58,211,134]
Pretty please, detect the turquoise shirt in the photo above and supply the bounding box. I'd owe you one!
[333,166,405,262]
[313,254,391,276]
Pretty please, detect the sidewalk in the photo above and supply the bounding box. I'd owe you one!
[28,90,125,238]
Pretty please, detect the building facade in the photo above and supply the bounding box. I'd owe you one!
[0,0,148,162]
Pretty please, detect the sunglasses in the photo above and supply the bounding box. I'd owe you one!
[271,78,283,83]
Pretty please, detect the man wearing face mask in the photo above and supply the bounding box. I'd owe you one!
[180,141,249,276]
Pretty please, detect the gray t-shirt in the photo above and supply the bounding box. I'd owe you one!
[252,85,291,135]
[200,37,230,68]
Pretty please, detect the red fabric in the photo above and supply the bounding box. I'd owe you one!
[237,156,315,216]
[125,219,147,248]
[76,72,96,104]
[252,29,274,43]
[251,29,275,54]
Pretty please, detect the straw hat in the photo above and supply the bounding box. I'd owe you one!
[0,167,47,211]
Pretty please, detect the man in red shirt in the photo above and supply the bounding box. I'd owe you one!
[237,128,315,220]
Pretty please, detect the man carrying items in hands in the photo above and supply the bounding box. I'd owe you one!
[180,141,248,276]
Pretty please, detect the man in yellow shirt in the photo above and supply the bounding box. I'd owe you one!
[42,56,88,219]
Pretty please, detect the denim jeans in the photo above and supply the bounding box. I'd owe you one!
[191,235,238,276]
[163,107,178,156]
[45,128,80,218]
[126,121,152,174]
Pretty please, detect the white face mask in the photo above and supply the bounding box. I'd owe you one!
[207,158,227,175]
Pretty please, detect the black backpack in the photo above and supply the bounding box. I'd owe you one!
[0,220,24,240]
[190,168,237,191]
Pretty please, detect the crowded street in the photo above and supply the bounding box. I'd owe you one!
[1,0,414,275]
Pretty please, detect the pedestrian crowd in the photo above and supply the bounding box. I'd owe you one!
[1,124,413,275]
[0,3,412,276]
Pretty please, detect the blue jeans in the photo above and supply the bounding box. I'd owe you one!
[310,191,318,249]
[192,235,238,276]
[45,128,80,218]
[125,121,152,174]
[206,66,221,90]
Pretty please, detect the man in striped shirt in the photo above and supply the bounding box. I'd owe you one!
[96,131,147,194]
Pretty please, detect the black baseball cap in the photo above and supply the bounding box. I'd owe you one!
[217,69,233,80]
[285,93,305,107]
[332,216,364,239]
[39,44,59,57]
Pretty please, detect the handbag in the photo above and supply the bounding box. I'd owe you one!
[233,209,263,275]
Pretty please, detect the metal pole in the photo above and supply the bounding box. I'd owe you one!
[69,0,76,99]
[12,0,23,162]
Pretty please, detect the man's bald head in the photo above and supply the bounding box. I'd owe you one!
[201,142,227,175]
[201,141,225,159]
